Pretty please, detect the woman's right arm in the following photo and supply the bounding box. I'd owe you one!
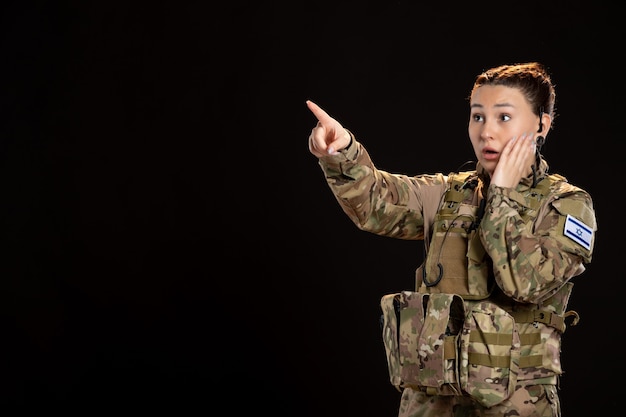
[306,100,446,241]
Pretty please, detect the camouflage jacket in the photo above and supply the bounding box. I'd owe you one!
[318,134,597,388]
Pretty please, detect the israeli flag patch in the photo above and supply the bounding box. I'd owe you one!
[564,214,593,250]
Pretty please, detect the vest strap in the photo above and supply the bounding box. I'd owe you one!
[511,310,566,332]
[468,351,543,368]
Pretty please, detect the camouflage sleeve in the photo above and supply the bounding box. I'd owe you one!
[479,184,597,303]
[317,133,447,240]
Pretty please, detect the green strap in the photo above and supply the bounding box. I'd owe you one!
[443,336,457,360]
[511,310,566,333]
[445,189,465,203]
[469,331,540,346]
[467,330,543,369]
[468,332,512,346]
[468,352,542,368]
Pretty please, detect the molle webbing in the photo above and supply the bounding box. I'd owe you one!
[441,308,574,369]
[438,173,476,216]
[441,331,542,369]
[466,331,542,369]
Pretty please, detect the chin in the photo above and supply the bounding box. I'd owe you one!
[480,160,496,174]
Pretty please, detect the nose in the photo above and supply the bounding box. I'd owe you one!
[478,128,491,142]
[479,120,496,141]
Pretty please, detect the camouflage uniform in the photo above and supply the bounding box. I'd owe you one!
[317,133,596,417]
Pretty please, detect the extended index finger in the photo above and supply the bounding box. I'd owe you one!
[306,100,333,125]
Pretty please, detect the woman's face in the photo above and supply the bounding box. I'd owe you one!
[468,85,545,177]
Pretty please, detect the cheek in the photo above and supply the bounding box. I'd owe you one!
[505,120,532,137]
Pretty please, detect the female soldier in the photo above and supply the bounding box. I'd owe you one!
[306,62,596,417]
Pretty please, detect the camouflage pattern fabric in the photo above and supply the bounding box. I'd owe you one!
[459,301,519,407]
[381,292,465,395]
[320,137,595,415]
[398,384,560,417]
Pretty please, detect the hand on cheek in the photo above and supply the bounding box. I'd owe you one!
[491,134,536,188]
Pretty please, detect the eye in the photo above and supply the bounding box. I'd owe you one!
[500,114,511,122]
[472,114,484,122]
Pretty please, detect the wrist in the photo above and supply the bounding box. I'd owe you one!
[344,129,353,150]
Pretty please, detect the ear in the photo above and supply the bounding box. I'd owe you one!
[539,113,552,135]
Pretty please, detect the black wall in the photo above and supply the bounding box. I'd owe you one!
[1,1,619,415]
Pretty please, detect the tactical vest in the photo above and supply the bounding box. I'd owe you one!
[380,171,579,407]
[416,171,491,299]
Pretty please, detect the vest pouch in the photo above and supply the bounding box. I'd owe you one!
[380,292,464,395]
[415,294,464,396]
[459,302,520,407]
[380,291,429,389]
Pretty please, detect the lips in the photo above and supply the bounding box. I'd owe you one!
[482,148,499,161]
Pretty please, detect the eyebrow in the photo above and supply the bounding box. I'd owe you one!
[470,102,516,109]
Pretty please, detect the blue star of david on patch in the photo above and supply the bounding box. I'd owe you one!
[564,214,592,251]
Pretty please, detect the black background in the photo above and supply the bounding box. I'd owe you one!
[0,1,620,415]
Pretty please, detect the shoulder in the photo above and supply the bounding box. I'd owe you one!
[547,173,593,203]
[546,173,597,235]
